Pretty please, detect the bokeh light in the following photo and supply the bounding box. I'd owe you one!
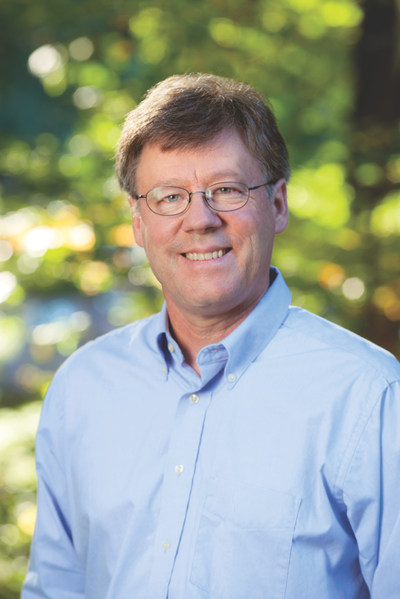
[69,37,94,61]
[28,45,64,78]
[342,277,365,301]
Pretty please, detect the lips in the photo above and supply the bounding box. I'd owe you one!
[184,248,231,261]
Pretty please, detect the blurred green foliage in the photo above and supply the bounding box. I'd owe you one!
[0,0,399,595]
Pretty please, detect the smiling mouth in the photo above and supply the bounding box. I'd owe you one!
[183,248,231,261]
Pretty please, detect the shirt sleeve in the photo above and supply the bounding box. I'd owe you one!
[21,369,85,598]
[342,378,400,598]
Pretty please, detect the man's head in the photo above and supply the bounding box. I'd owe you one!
[115,73,290,198]
[115,74,289,327]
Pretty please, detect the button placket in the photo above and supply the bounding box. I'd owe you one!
[151,390,208,569]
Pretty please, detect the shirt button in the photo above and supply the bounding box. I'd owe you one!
[168,342,174,353]
[162,541,170,551]
[227,373,236,382]
[175,464,184,475]
[162,365,167,374]
[189,393,199,404]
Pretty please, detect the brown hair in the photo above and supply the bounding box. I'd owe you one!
[115,73,290,196]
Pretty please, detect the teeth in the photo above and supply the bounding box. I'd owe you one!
[186,249,227,261]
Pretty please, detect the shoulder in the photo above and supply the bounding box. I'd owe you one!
[280,306,400,384]
[42,311,165,419]
[55,312,161,378]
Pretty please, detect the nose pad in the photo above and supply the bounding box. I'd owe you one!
[183,191,221,229]
[188,190,215,212]
[189,190,207,201]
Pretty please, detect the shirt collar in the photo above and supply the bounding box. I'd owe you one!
[153,267,291,382]
[220,267,291,383]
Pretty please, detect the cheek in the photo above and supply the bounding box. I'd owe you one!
[247,222,275,264]
[140,229,171,272]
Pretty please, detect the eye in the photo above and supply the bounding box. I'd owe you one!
[215,186,235,194]
[211,183,246,197]
[152,187,187,205]
[160,193,180,203]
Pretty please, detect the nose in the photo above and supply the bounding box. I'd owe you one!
[182,191,222,231]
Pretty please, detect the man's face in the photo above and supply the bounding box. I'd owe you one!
[131,128,288,322]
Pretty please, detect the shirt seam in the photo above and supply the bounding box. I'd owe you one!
[333,379,400,503]
[283,309,398,383]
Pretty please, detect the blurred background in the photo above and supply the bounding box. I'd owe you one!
[0,0,399,595]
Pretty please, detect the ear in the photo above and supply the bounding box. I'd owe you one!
[272,179,289,234]
[128,197,144,247]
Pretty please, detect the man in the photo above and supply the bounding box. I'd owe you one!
[22,74,400,598]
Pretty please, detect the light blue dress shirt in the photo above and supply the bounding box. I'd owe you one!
[22,268,400,599]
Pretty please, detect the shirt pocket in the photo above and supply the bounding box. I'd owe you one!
[190,477,301,599]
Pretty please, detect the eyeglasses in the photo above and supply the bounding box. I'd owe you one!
[136,180,276,216]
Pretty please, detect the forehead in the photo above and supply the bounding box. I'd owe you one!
[136,128,262,189]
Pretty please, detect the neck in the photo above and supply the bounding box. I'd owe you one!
[165,296,263,375]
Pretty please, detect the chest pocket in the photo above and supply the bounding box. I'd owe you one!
[190,478,301,599]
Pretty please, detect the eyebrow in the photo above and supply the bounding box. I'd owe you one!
[207,170,244,181]
[151,171,245,188]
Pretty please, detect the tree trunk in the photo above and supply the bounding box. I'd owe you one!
[349,0,400,356]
